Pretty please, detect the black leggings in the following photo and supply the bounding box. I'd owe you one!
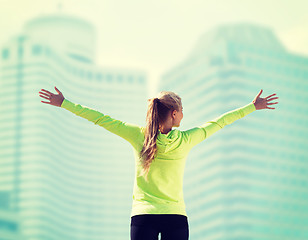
[130,214,189,240]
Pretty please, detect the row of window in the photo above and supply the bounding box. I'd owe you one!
[73,70,145,83]
[162,50,308,90]
[1,46,146,84]
[2,46,25,59]
[245,57,308,78]
[227,42,308,65]
[207,54,308,78]
[86,72,145,84]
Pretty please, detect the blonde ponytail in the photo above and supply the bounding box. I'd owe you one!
[140,91,182,180]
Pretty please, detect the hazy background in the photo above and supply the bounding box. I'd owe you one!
[1,0,307,95]
[1,0,308,239]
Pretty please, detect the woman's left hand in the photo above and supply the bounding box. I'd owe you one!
[252,89,279,110]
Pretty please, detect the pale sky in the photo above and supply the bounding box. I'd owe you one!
[1,0,307,95]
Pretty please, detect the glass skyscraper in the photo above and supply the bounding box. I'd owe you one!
[159,23,308,240]
[0,14,148,239]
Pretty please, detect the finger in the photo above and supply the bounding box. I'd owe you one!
[40,89,52,95]
[265,93,276,99]
[41,101,51,104]
[39,92,50,97]
[266,106,275,109]
[267,97,279,101]
[55,86,61,93]
[256,89,263,98]
[39,95,50,100]
[267,102,278,105]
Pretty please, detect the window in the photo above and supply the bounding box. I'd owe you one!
[0,191,10,210]
[106,74,112,82]
[18,46,23,58]
[228,56,241,65]
[32,45,42,55]
[79,70,85,78]
[96,73,103,81]
[87,71,93,80]
[2,48,9,59]
[210,56,223,66]
[0,220,18,231]
[45,47,51,56]
[117,75,123,82]
[138,76,144,83]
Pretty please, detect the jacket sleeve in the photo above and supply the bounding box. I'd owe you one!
[60,98,144,148]
[183,102,256,149]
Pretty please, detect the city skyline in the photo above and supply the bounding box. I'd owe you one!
[0,0,307,95]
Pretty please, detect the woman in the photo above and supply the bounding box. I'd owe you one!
[38,87,278,240]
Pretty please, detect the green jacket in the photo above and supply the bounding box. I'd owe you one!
[61,99,256,217]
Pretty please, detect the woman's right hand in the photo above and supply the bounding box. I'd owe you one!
[252,89,279,110]
[39,86,65,107]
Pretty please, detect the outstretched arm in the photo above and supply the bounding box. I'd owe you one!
[184,89,279,149]
[38,87,144,148]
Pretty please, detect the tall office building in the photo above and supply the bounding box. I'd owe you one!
[0,14,148,239]
[159,23,308,240]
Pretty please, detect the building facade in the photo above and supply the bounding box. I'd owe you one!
[159,23,308,240]
[0,14,148,239]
